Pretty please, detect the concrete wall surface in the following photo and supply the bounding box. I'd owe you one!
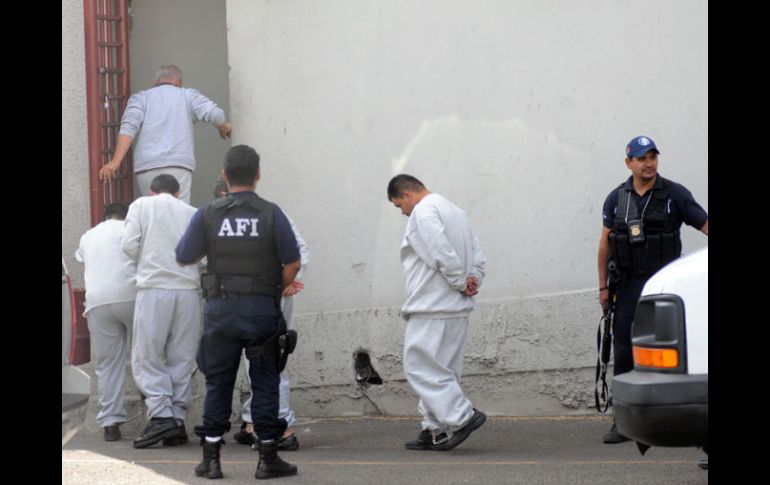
[221,0,708,415]
[62,0,91,287]
[80,287,600,436]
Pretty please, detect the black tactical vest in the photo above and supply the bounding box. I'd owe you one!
[608,177,682,278]
[202,193,282,296]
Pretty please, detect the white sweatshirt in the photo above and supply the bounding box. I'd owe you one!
[75,219,138,314]
[400,193,486,320]
[285,212,310,279]
[122,193,200,290]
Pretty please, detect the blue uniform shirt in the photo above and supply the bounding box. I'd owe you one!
[602,174,708,231]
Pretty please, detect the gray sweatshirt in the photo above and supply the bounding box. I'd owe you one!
[122,193,200,290]
[119,84,226,173]
[400,193,486,320]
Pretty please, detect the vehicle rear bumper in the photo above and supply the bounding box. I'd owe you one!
[613,370,707,448]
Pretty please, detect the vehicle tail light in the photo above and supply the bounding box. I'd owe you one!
[632,346,679,368]
[631,294,687,373]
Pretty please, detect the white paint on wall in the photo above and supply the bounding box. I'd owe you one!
[62,0,92,288]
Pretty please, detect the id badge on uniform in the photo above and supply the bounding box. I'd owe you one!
[627,219,645,244]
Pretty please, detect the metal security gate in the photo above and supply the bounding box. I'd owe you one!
[84,0,132,227]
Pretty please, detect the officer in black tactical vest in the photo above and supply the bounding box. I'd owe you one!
[176,144,301,479]
[597,135,708,444]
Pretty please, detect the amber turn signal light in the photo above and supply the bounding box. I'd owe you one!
[633,346,679,368]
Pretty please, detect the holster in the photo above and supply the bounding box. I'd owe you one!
[244,313,298,372]
[277,328,298,372]
[201,273,220,299]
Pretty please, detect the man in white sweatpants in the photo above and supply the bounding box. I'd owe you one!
[75,202,137,442]
[122,173,202,449]
[387,174,487,452]
[234,212,310,451]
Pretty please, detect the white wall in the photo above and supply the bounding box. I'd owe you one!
[227,0,707,311]
[225,0,707,415]
[62,0,91,287]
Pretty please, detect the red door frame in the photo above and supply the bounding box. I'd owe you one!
[83,0,133,227]
[76,0,133,364]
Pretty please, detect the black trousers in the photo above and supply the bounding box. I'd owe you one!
[611,277,647,376]
[193,294,287,441]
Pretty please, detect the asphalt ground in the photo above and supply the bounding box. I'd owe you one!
[62,415,707,484]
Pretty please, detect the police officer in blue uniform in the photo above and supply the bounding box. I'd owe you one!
[176,144,301,479]
[597,136,708,444]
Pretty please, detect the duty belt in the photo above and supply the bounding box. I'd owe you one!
[200,273,274,298]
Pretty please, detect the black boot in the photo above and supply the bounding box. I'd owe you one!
[255,439,298,479]
[195,438,224,479]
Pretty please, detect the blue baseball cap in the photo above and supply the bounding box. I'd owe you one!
[626,136,660,158]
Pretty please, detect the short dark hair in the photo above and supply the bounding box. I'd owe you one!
[387,174,425,200]
[150,173,180,195]
[213,178,229,198]
[104,202,128,220]
[224,145,260,186]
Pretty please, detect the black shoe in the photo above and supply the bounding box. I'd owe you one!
[163,420,189,446]
[104,424,121,442]
[405,429,434,450]
[434,409,487,451]
[277,433,299,451]
[233,422,257,446]
[133,417,184,449]
[697,459,708,470]
[602,421,631,444]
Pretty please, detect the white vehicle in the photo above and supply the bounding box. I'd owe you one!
[62,259,90,446]
[613,247,708,455]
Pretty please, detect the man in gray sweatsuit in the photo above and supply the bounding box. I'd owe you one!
[99,64,232,203]
[75,202,136,442]
[122,174,202,448]
[387,174,487,452]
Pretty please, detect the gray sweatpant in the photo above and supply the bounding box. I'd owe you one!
[403,316,475,434]
[135,167,192,204]
[131,288,201,421]
[86,301,135,427]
